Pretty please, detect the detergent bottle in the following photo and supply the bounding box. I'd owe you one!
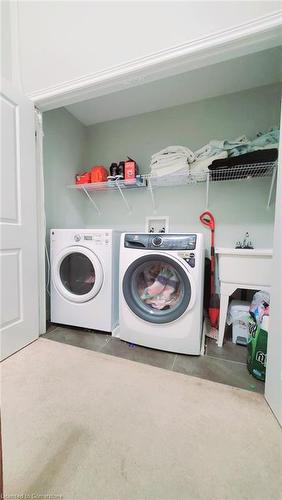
[247,315,268,381]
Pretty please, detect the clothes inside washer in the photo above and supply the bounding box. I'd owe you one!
[138,263,181,310]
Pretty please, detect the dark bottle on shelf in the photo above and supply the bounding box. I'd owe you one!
[118,161,125,179]
[110,162,118,177]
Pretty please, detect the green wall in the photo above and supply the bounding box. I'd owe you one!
[82,83,280,249]
[43,107,87,235]
[43,108,88,317]
[84,84,280,173]
[43,84,280,253]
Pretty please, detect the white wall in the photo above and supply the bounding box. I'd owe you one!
[18,1,281,95]
[82,84,280,250]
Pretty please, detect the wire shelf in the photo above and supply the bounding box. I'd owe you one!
[67,161,277,213]
[68,179,146,191]
[148,162,276,186]
[148,171,205,187]
[208,162,275,182]
[68,162,275,191]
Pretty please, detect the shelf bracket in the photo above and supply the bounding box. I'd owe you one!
[82,185,101,215]
[206,172,210,208]
[147,177,157,213]
[115,180,132,214]
[267,163,277,208]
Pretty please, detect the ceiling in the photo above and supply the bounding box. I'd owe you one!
[66,47,282,127]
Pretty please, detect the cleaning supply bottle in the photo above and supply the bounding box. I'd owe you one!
[110,162,119,177]
[117,161,125,179]
[247,314,268,381]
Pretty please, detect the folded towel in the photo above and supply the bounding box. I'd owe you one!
[151,145,195,164]
[151,156,189,169]
[150,145,192,177]
[151,164,189,178]
[194,130,279,159]
[229,129,279,156]
[190,151,228,180]
[194,136,249,161]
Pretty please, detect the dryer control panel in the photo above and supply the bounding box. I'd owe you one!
[50,230,111,246]
[83,232,110,245]
[124,233,197,250]
[71,232,110,245]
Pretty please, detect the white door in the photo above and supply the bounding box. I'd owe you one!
[0,79,39,360]
[265,105,282,426]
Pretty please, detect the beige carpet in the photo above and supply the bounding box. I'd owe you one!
[2,338,281,500]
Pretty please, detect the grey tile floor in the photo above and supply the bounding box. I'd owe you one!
[43,323,264,394]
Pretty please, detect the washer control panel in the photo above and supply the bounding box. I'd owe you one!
[124,233,197,250]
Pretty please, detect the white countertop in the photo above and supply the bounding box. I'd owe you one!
[215,248,273,256]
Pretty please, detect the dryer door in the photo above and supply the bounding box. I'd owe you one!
[53,246,103,303]
[123,254,195,324]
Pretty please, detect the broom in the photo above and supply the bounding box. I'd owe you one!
[199,211,220,328]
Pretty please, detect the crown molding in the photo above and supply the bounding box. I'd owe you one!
[29,11,282,111]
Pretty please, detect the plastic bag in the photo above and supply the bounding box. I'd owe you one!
[249,290,270,325]
[227,304,250,326]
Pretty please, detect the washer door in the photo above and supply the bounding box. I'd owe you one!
[53,246,103,303]
[123,254,194,324]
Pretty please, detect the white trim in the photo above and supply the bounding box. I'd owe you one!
[29,11,282,111]
[35,109,46,335]
[6,0,21,88]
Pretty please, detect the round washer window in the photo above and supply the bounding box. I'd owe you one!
[60,252,96,295]
[123,255,191,324]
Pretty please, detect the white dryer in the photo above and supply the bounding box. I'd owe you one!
[117,233,205,354]
[50,229,120,332]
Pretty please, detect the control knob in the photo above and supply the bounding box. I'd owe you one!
[152,236,163,247]
[74,234,81,242]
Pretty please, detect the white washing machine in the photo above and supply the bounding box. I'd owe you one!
[50,229,120,332]
[117,233,205,354]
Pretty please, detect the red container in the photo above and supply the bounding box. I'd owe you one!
[124,160,137,182]
[75,172,91,184]
[90,166,108,183]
